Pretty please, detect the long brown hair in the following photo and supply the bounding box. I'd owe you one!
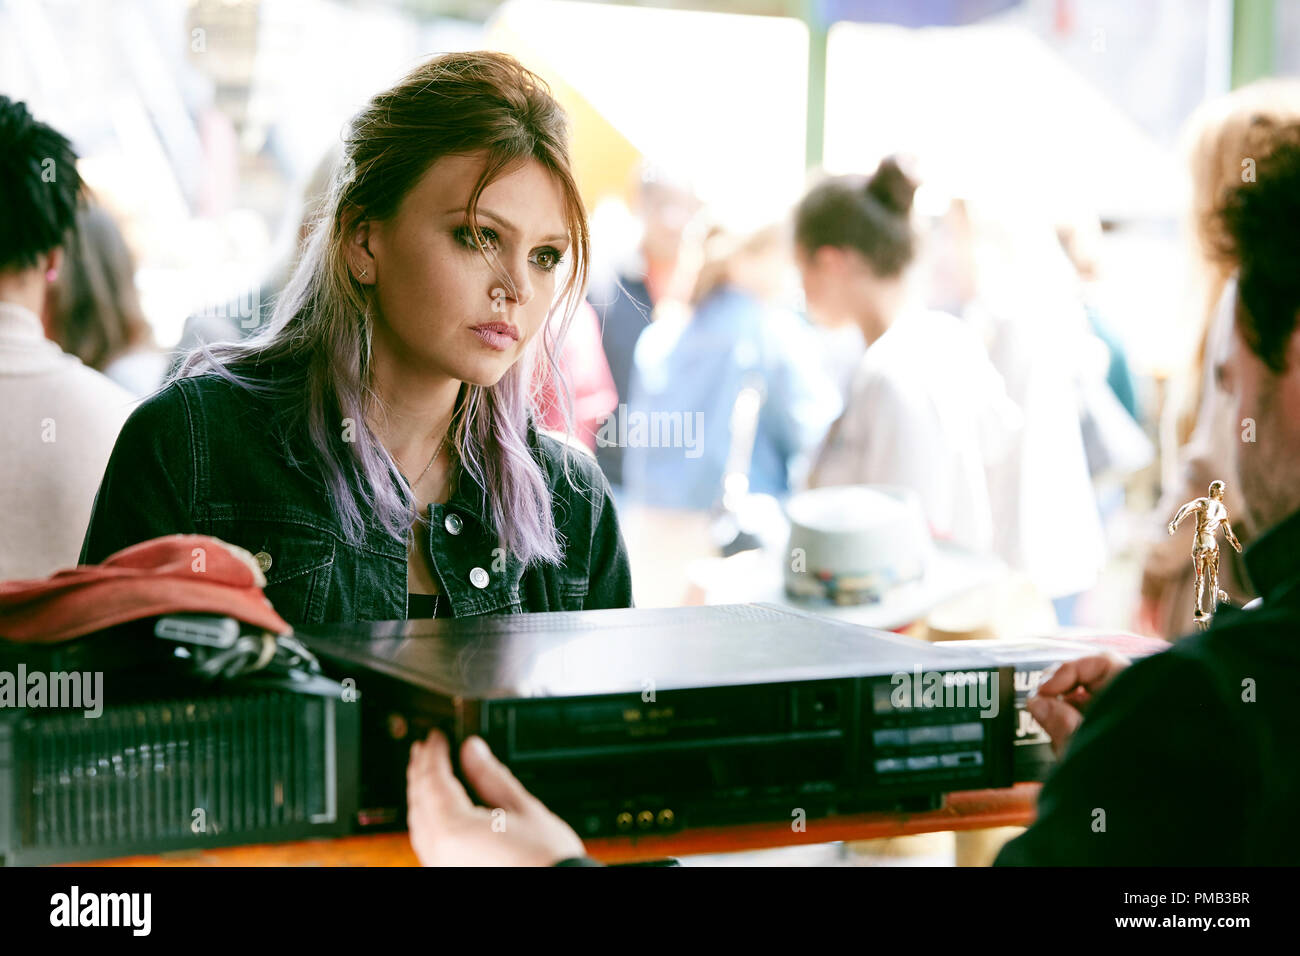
[180,51,591,567]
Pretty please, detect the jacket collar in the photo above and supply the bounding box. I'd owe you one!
[1244,506,1300,607]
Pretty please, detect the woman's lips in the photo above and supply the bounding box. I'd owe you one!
[469,323,519,351]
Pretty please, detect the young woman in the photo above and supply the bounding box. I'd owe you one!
[793,157,1021,556]
[79,51,633,625]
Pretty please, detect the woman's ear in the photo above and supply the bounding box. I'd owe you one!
[40,247,65,339]
[345,211,377,285]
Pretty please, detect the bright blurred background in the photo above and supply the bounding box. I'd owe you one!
[9,0,1289,363]
[5,0,1298,641]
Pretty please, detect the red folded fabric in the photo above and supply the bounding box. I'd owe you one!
[0,534,291,643]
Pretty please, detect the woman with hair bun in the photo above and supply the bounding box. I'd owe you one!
[794,156,1020,556]
[80,51,633,625]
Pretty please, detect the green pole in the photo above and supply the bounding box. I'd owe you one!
[799,0,828,170]
[1231,0,1276,88]
[807,19,828,170]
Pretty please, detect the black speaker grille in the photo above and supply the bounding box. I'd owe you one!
[15,692,333,851]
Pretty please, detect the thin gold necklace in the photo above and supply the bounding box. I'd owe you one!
[404,435,450,492]
[407,437,450,619]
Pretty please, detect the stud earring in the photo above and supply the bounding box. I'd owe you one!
[46,268,58,282]
[358,267,368,280]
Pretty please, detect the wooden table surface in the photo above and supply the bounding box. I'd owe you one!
[76,783,1039,866]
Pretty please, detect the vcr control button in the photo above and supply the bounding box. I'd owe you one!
[907,726,951,744]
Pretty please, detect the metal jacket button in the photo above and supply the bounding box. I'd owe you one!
[469,567,489,589]
[444,513,463,535]
[254,551,273,573]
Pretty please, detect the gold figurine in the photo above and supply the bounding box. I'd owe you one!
[1167,480,1243,630]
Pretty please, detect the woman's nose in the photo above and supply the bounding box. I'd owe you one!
[494,257,534,310]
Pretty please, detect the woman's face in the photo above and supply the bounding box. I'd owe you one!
[359,153,571,387]
[795,243,852,327]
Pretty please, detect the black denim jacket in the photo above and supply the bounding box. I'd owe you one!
[79,373,634,626]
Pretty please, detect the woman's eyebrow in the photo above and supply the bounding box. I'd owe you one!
[443,206,568,244]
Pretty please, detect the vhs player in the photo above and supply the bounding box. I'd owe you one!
[302,604,1014,839]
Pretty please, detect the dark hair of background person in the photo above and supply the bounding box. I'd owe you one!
[48,204,154,370]
[0,94,83,271]
[1215,125,1300,373]
[793,156,918,277]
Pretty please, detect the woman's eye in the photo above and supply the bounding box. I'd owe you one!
[456,225,499,249]
[531,247,565,273]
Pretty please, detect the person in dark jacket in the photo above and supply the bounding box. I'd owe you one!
[80,51,632,624]
[995,129,1300,866]
[587,163,701,491]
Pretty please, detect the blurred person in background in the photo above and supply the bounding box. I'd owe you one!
[0,96,134,580]
[171,142,344,359]
[1053,210,1156,564]
[623,220,842,510]
[1139,79,1300,639]
[46,202,170,397]
[587,162,703,493]
[795,157,1021,559]
[922,193,1112,625]
[1055,213,1142,423]
[532,298,618,453]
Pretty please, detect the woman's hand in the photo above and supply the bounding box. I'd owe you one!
[406,730,587,866]
[1026,652,1131,758]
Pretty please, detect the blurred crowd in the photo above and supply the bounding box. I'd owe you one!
[5,74,1300,641]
